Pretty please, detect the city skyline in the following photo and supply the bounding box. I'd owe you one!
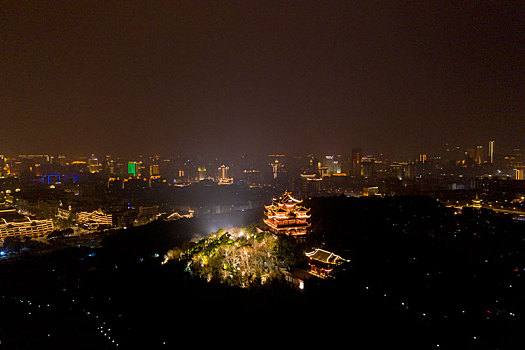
[1,2,524,158]
[0,138,519,163]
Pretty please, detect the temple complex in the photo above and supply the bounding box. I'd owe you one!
[263,191,311,237]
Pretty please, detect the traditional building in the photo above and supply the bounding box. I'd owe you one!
[263,191,311,236]
[472,194,482,209]
[305,249,349,279]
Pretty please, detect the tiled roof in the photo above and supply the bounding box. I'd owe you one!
[305,249,349,265]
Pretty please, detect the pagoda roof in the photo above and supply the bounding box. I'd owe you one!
[294,205,310,212]
[305,249,349,265]
[278,191,302,204]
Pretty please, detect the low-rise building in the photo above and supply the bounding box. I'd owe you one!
[76,208,114,227]
[305,248,349,279]
[0,208,54,239]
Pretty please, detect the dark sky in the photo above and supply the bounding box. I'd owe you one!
[1,1,524,159]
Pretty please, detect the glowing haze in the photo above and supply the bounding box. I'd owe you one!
[1,1,524,159]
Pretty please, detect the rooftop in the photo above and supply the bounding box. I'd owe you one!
[305,249,349,265]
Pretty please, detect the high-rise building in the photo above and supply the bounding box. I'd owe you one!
[217,165,233,185]
[488,140,495,164]
[128,162,138,177]
[322,155,342,174]
[88,154,100,173]
[475,146,484,165]
[218,165,228,180]
[307,155,319,174]
[419,154,427,163]
[149,164,160,177]
[270,160,279,180]
[361,156,375,177]
[197,167,206,181]
[57,154,67,166]
[351,148,362,177]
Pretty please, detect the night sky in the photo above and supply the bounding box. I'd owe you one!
[1,1,524,159]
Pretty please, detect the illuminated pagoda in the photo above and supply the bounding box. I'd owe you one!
[263,191,311,236]
[305,249,349,279]
[472,194,482,209]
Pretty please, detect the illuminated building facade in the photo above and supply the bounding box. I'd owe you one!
[294,174,322,196]
[270,160,279,180]
[197,167,207,181]
[88,154,100,173]
[472,194,482,209]
[323,155,342,175]
[150,164,160,176]
[305,248,349,279]
[76,209,113,227]
[218,164,233,184]
[128,162,138,177]
[361,156,375,177]
[263,191,311,236]
[0,208,54,239]
[488,141,495,164]
[475,145,484,165]
[363,186,379,196]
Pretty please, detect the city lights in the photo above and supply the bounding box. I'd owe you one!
[0,1,523,349]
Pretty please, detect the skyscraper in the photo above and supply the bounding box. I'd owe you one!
[218,165,228,181]
[488,140,495,164]
[150,164,160,177]
[323,155,342,174]
[351,148,362,177]
[88,154,100,173]
[475,146,484,165]
[128,161,138,177]
[361,156,375,177]
[218,165,233,185]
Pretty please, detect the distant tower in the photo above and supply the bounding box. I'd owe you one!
[488,141,495,164]
[419,154,427,163]
[217,164,233,184]
[150,164,160,177]
[57,154,67,166]
[271,160,279,180]
[218,165,228,180]
[128,161,138,177]
[308,155,319,174]
[361,155,375,177]
[197,167,206,181]
[475,146,484,165]
[351,148,362,177]
[88,154,99,173]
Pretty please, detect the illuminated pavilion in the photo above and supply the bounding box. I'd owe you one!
[263,191,311,237]
[305,249,349,279]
